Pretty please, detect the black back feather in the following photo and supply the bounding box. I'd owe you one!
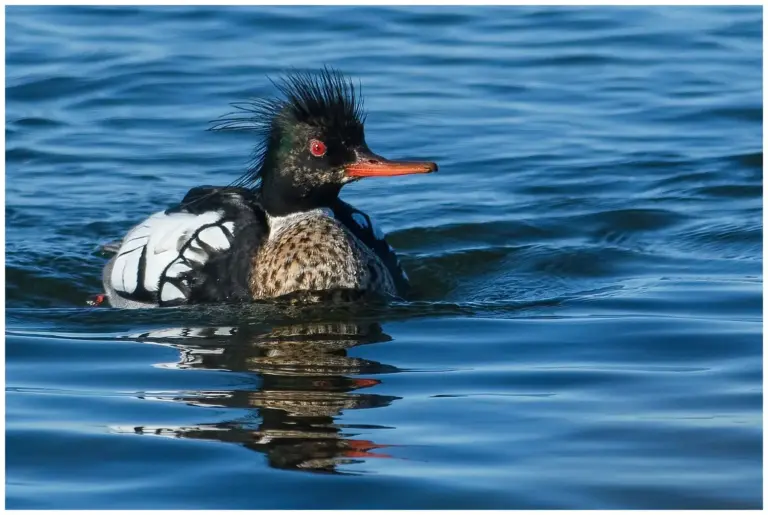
[210,67,365,189]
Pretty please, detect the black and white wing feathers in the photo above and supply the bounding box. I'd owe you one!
[104,186,266,308]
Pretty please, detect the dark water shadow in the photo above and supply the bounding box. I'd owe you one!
[123,321,401,475]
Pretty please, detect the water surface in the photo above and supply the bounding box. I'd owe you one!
[5,6,762,509]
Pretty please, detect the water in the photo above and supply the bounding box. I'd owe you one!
[5,6,762,509]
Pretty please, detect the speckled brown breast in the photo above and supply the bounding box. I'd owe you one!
[249,211,396,299]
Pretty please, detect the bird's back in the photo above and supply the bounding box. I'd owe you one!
[101,188,409,307]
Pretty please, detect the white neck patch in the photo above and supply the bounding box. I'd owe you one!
[267,208,334,241]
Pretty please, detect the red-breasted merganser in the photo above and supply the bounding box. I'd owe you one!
[99,69,437,308]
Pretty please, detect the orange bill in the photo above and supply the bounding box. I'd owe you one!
[345,158,438,177]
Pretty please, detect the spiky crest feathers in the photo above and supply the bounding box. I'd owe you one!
[211,68,366,189]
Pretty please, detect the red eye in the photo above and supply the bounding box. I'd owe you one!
[309,139,327,157]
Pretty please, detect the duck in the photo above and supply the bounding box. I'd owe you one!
[98,68,437,308]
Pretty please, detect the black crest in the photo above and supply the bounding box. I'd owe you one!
[211,67,366,188]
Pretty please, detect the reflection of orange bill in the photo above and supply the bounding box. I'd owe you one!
[352,378,381,389]
[344,439,393,459]
[344,450,392,459]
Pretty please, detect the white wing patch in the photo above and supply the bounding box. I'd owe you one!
[350,210,386,241]
[165,261,189,278]
[351,212,369,230]
[109,209,231,303]
[160,283,184,303]
[368,214,386,240]
[198,226,230,250]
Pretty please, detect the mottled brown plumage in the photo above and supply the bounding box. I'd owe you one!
[249,210,395,299]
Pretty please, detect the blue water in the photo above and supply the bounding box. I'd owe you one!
[5,6,762,509]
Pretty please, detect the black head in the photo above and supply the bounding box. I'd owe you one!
[212,68,437,216]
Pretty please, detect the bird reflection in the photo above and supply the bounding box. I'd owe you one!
[127,321,400,474]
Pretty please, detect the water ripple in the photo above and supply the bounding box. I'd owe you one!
[5,5,761,510]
